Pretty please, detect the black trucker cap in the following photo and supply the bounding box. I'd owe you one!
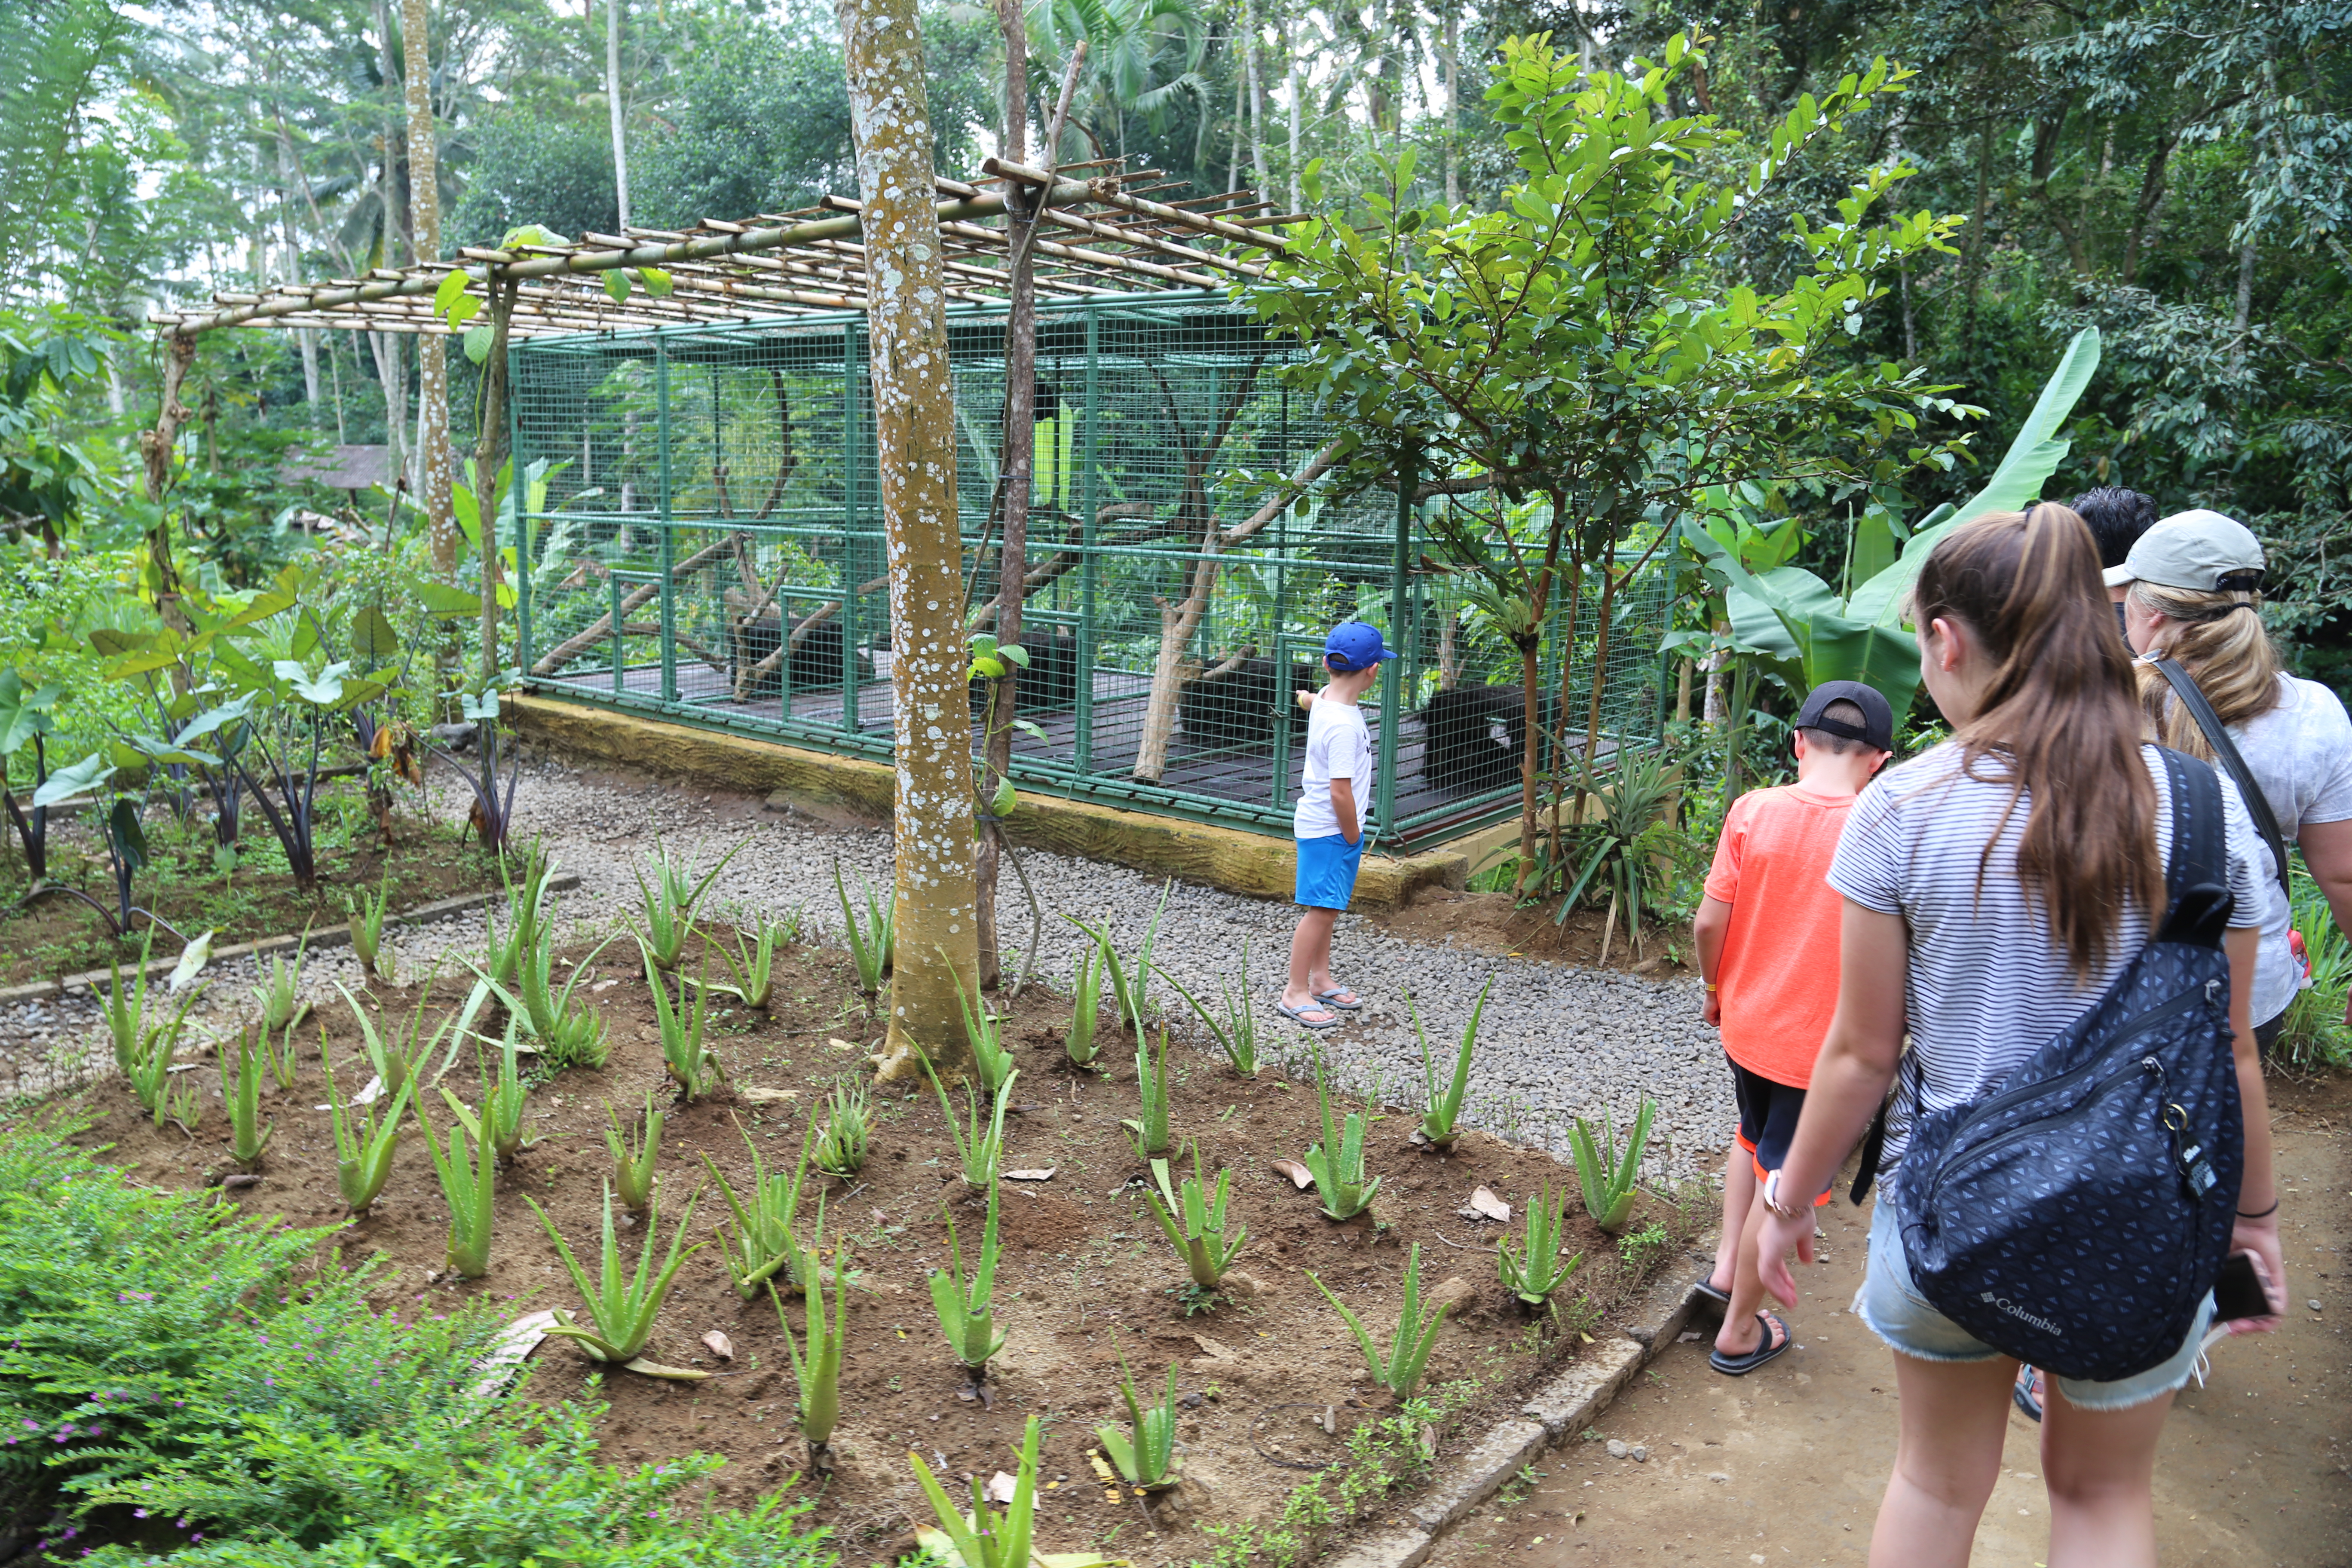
[1794,680,1895,753]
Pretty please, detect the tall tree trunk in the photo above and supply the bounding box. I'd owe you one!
[1287,46,1303,214]
[839,0,980,1080]
[2230,232,2257,374]
[138,337,196,633]
[372,0,409,489]
[1242,0,1267,193]
[270,114,322,415]
[607,0,631,229]
[1442,2,1459,205]
[399,0,455,573]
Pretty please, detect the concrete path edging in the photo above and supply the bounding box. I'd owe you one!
[0,874,581,1006]
[1323,1267,1704,1568]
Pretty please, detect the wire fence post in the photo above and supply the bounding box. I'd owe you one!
[510,335,531,677]
[1375,440,1416,840]
[1074,303,1099,774]
[655,334,677,707]
[843,316,865,734]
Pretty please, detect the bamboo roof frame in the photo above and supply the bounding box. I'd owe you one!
[152,160,1298,340]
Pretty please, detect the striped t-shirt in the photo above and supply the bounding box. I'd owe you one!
[1826,741,2264,1170]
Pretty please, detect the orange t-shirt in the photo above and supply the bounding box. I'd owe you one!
[1702,783,1859,1088]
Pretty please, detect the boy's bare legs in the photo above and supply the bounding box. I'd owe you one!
[1866,1353,2013,1568]
[1709,1148,1755,1295]
[1714,1182,1788,1358]
[2041,1384,2171,1568]
[1282,907,1341,1020]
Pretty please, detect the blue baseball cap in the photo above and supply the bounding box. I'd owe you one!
[1324,622,1400,672]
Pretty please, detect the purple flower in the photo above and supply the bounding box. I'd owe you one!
[134,1509,149,1519]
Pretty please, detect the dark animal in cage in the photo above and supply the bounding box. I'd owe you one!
[723,589,867,698]
[1421,683,1556,796]
[1178,657,1318,749]
[970,625,1083,717]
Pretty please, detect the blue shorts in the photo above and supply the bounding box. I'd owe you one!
[1294,833,1363,910]
[1853,1194,2214,1411]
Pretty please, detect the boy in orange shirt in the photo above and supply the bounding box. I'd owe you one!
[1693,681,1893,1375]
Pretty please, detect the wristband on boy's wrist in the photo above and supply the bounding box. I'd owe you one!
[2236,1198,2279,1219]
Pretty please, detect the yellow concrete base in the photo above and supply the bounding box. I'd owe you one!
[513,695,1473,909]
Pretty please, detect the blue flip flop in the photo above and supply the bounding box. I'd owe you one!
[1276,1001,1340,1030]
[1314,987,1363,1011]
[1708,1312,1790,1377]
[2013,1365,2044,1423]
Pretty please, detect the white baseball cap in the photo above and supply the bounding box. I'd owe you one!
[2102,508,2265,591]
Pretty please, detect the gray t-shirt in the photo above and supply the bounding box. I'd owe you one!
[2209,674,2352,1023]
[1827,741,2263,1169]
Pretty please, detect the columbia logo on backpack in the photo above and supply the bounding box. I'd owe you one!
[1872,748,2244,1383]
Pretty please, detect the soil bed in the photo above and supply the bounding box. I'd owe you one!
[63,925,1692,1564]
[0,788,499,986]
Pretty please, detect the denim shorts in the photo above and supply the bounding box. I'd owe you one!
[1853,1194,2215,1412]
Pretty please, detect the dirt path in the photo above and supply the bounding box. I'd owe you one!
[1425,1074,2352,1568]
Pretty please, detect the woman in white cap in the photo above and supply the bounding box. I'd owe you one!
[2110,508,2352,1057]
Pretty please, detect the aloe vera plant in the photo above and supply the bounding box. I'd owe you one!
[1065,942,1106,1068]
[1302,1040,1380,1221]
[478,926,616,1072]
[1498,1180,1583,1311]
[833,862,893,998]
[1410,976,1494,1150]
[219,1028,275,1168]
[716,913,785,1010]
[1124,1028,1173,1159]
[774,1211,848,1467]
[634,833,745,971]
[257,1017,301,1090]
[443,1023,537,1164]
[337,980,452,1103]
[415,1096,498,1278]
[322,1038,412,1215]
[1569,1096,1656,1233]
[923,1056,1016,1188]
[704,1120,813,1298]
[810,1078,870,1177]
[1097,1360,1182,1488]
[346,875,392,983]
[251,934,310,1033]
[1312,1242,1450,1400]
[1065,881,1170,1038]
[125,1026,175,1124]
[163,1074,202,1133]
[646,950,724,1099]
[910,1415,1042,1568]
[102,933,205,1081]
[604,1095,663,1213]
[1147,1146,1246,1295]
[949,964,1015,1093]
[1155,940,1260,1075]
[928,1182,1009,1378]
[527,1180,706,1368]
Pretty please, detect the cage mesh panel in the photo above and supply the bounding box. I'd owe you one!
[514,295,1671,841]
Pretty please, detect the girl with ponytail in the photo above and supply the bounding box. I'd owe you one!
[1742,504,2283,1568]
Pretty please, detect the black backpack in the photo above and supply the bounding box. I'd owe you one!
[1888,747,2244,1382]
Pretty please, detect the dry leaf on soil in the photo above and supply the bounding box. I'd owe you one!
[1468,1186,1512,1223]
[985,1470,1020,1505]
[1003,1167,1057,1182]
[1271,1158,1313,1190]
[702,1329,735,1360]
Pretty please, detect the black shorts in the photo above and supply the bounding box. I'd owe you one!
[1727,1055,1831,1206]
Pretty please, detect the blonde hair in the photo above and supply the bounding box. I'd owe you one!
[2129,579,2283,758]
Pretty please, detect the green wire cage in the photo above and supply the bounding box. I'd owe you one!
[509,290,1673,847]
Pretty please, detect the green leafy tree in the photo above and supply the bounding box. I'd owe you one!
[1252,31,1972,878]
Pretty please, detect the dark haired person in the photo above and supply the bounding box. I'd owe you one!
[1746,505,2283,1566]
[2070,485,2158,605]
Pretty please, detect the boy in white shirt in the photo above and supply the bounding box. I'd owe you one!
[1278,622,1396,1028]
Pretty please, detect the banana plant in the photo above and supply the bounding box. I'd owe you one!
[1410,977,1494,1150]
[322,1038,412,1216]
[1097,1361,1182,1489]
[1569,1097,1656,1234]
[1312,1242,1450,1400]
[774,1213,848,1469]
[1124,1028,1173,1160]
[526,1180,706,1375]
[911,1415,1042,1568]
[218,1028,274,1169]
[1498,1180,1582,1311]
[929,1182,1009,1380]
[415,1095,498,1279]
[604,1095,663,1213]
[1683,326,2104,716]
[1302,1040,1379,1222]
[1146,1147,1246,1296]
[634,833,745,971]
[704,1120,814,1298]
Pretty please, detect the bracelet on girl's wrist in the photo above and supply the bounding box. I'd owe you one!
[2236,1199,2280,1220]
[1761,1169,1803,1221]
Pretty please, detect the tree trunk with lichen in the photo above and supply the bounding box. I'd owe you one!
[399,0,456,573]
[839,0,979,1081]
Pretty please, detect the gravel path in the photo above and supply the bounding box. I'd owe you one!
[1,760,1730,1179]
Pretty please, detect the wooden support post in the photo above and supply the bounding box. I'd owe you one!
[137,336,197,632]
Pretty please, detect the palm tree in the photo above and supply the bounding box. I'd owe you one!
[1023,0,1207,161]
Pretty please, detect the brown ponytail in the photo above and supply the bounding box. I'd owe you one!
[1912,504,2164,978]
